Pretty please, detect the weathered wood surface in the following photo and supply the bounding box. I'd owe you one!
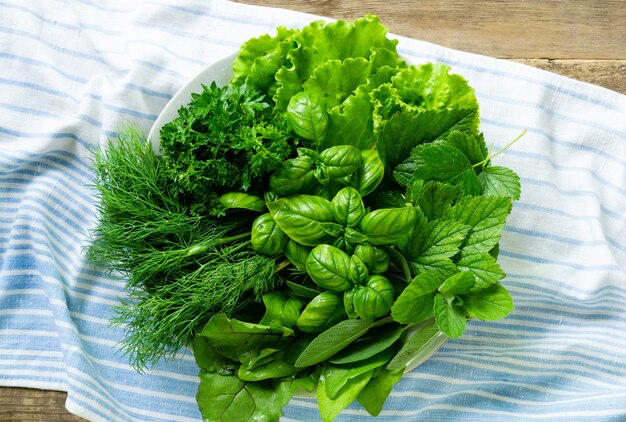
[4,1,624,421]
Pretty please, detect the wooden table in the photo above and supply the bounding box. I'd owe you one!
[2,1,624,420]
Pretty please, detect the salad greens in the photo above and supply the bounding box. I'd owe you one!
[88,14,521,422]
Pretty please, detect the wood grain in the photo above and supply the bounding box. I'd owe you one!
[4,1,625,421]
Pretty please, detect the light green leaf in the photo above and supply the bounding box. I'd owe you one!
[349,255,369,285]
[317,368,373,422]
[444,130,488,166]
[353,275,395,320]
[462,283,514,320]
[391,271,443,324]
[332,187,366,227]
[296,291,346,334]
[478,165,521,200]
[359,205,417,245]
[251,213,288,255]
[416,181,460,220]
[286,91,328,143]
[357,367,404,416]
[260,292,303,329]
[306,244,353,291]
[433,294,466,338]
[438,271,476,296]
[267,195,336,246]
[445,195,513,256]
[456,252,506,289]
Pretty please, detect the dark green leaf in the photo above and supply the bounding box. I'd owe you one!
[251,213,288,255]
[269,157,316,196]
[357,368,404,416]
[295,318,374,367]
[331,324,403,364]
[260,292,303,329]
[416,181,460,220]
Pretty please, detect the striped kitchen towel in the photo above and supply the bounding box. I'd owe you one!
[1,0,626,421]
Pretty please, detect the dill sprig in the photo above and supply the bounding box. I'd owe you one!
[87,127,280,369]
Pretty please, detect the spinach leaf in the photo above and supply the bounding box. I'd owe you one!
[317,368,374,422]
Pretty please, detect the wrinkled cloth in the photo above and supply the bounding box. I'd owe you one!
[1,1,626,421]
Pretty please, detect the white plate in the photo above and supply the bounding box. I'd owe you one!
[149,53,448,374]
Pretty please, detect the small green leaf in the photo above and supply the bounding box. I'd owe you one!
[269,157,316,196]
[416,181,460,220]
[349,255,369,285]
[359,204,417,245]
[391,271,443,324]
[251,213,288,255]
[238,357,297,381]
[296,291,345,334]
[287,91,328,144]
[357,367,404,416]
[267,195,336,246]
[317,368,373,422]
[306,244,353,291]
[295,318,374,368]
[260,292,303,329]
[434,294,466,338]
[332,187,366,227]
[353,275,394,320]
[445,130,488,166]
[284,240,311,273]
[455,252,506,289]
[478,165,521,200]
[462,283,514,320]
[218,192,266,212]
[438,271,476,296]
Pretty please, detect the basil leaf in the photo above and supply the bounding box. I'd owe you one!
[353,275,395,320]
[349,255,369,285]
[269,157,316,196]
[267,195,336,246]
[283,239,311,273]
[331,187,366,227]
[359,204,417,245]
[306,244,353,291]
[286,91,328,144]
[296,291,346,334]
[218,192,266,213]
[260,292,303,329]
[295,318,374,368]
[251,213,288,255]
[319,145,361,181]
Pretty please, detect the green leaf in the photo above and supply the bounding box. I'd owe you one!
[296,291,346,334]
[269,157,316,196]
[332,187,366,227]
[324,348,395,399]
[284,240,311,273]
[478,165,521,200]
[267,195,336,246]
[318,145,362,182]
[324,88,376,150]
[455,252,506,289]
[386,320,443,371]
[342,149,385,197]
[295,318,374,367]
[416,181,460,220]
[438,271,476,296]
[444,130,488,166]
[376,108,478,176]
[251,213,288,255]
[349,255,370,285]
[462,283,514,320]
[331,324,403,364]
[306,244,353,291]
[238,357,297,382]
[353,275,395,320]
[359,205,417,245]
[405,142,481,196]
[218,192,266,213]
[260,292,303,329]
[357,367,404,416]
[391,270,443,324]
[317,368,373,422]
[286,91,329,144]
[192,335,222,372]
[444,195,513,256]
[433,294,466,338]
[196,369,294,422]
[199,314,292,361]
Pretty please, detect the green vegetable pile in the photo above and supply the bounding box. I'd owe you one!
[88,14,521,422]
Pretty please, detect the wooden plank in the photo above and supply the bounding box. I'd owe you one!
[513,59,626,95]
[0,388,85,422]
[234,0,626,59]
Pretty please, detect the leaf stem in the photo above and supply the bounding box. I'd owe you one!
[216,231,252,245]
[273,259,291,274]
[472,129,527,169]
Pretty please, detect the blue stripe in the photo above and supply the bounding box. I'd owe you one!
[505,277,626,302]
[0,77,78,101]
[0,149,94,179]
[0,127,93,149]
[0,102,104,130]
[0,52,88,83]
[0,26,106,64]
[499,249,622,272]
[503,225,625,252]
[131,20,241,48]
[123,82,173,100]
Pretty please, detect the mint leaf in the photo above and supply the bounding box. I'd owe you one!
[405,142,481,196]
[445,130,488,166]
[478,165,521,200]
[456,252,506,289]
[462,283,514,320]
[391,271,443,324]
[416,181,460,220]
[433,294,466,338]
[438,271,476,296]
[445,195,512,256]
